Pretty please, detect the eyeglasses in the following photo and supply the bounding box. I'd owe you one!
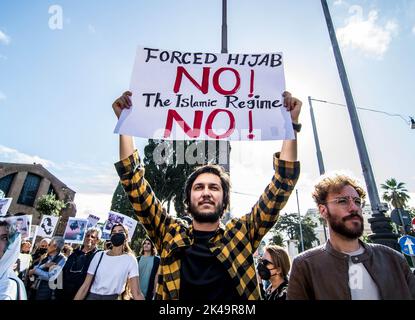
[325,196,365,209]
[259,259,273,267]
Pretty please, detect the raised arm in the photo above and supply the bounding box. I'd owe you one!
[280,91,302,161]
[112,91,135,160]
[112,91,173,252]
[242,91,301,250]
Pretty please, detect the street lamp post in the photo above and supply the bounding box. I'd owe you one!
[308,96,328,242]
[296,189,305,252]
[321,0,399,249]
[218,0,230,173]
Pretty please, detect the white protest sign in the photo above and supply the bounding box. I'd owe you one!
[103,211,137,242]
[115,47,294,141]
[5,214,32,239]
[38,215,59,238]
[63,217,88,244]
[0,198,12,216]
[86,213,100,229]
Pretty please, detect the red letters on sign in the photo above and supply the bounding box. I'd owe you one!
[173,66,241,95]
[164,109,235,139]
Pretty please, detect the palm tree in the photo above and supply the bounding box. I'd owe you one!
[381,178,410,209]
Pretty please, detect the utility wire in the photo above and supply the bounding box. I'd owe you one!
[310,98,412,125]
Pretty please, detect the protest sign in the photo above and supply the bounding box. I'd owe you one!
[115,47,294,141]
[38,215,59,238]
[103,211,137,242]
[0,198,12,216]
[86,213,100,229]
[5,214,32,239]
[63,217,88,244]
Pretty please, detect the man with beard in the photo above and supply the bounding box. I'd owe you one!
[287,174,415,300]
[112,90,301,300]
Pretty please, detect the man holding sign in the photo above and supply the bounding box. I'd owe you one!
[113,87,301,300]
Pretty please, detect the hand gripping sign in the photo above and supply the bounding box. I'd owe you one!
[114,47,294,141]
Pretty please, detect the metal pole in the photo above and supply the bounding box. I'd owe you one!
[296,189,305,252]
[308,97,328,242]
[397,208,415,267]
[219,0,230,173]
[320,0,398,249]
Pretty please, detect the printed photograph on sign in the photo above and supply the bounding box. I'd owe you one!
[86,213,100,229]
[115,47,294,141]
[5,214,32,239]
[103,211,136,241]
[63,217,88,244]
[103,211,125,234]
[0,198,13,216]
[38,215,59,238]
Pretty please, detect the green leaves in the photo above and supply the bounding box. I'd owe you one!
[381,178,410,209]
[35,193,66,217]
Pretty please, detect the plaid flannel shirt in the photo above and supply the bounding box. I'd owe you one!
[115,150,300,300]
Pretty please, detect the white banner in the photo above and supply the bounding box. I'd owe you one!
[115,47,294,141]
[0,198,12,216]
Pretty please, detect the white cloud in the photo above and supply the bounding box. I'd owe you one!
[0,145,55,167]
[74,192,113,222]
[0,91,6,101]
[0,30,10,45]
[336,6,398,58]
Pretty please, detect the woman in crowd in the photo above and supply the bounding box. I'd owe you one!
[74,223,144,300]
[0,220,27,300]
[257,245,291,300]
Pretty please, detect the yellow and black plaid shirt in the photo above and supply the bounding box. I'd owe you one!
[115,150,300,300]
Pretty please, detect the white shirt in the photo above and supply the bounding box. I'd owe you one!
[87,251,139,295]
[344,246,380,300]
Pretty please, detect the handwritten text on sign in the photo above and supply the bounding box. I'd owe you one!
[114,47,294,141]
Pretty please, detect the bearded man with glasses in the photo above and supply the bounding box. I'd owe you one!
[287,173,415,300]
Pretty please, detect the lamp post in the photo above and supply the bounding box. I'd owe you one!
[321,0,399,250]
[308,97,328,242]
[216,0,230,172]
[296,189,305,252]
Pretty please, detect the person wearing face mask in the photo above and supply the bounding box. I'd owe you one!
[257,245,290,300]
[74,223,144,300]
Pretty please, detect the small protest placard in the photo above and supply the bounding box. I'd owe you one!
[63,217,88,244]
[102,211,137,242]
[0,198,12,216]
[115,47,294,141]
[38,215,59,238]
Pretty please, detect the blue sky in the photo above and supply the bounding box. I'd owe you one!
[1,0,414,222]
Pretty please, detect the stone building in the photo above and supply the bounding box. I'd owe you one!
[0,162,76,235]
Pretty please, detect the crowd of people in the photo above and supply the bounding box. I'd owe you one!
[0,91,414,301]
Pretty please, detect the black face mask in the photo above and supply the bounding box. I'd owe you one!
[256,262,272,281]
[110,233,126,247]
[37,247,48,255]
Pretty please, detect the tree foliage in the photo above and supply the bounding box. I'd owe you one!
[35,193,66,217]
[381,178,410,209]
[272,213,319,252]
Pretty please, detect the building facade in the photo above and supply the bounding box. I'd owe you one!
[0,162,76,235]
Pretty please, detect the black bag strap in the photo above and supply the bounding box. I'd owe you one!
[8,277,21,300]
[88,251,105,294]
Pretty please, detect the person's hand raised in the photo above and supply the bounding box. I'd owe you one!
[112,91,132,119]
